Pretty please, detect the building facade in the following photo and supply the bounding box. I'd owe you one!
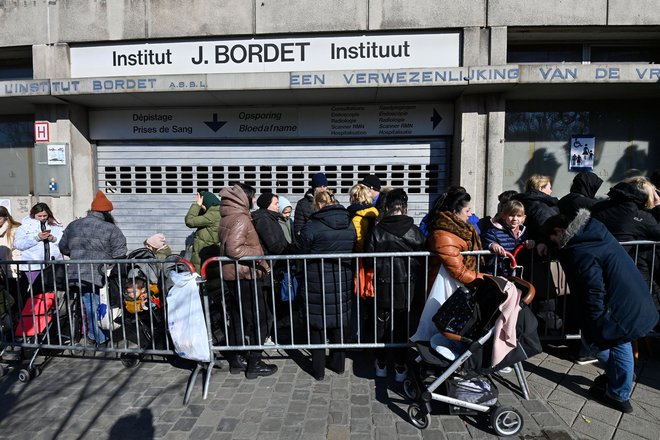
[1,0,659,251]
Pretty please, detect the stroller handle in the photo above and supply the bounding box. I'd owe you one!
[502,244,525,269]
[507,276,536,305]
[200,256,221,280]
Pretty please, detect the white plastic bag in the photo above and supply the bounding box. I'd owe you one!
[98,280,122,331]
[166,270,210,362]
[410,265,464,342]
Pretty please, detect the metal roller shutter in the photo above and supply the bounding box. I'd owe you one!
[97,141,448,253]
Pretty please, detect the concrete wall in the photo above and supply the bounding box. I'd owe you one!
[2,0,660,48]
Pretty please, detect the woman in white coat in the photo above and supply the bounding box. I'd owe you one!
[13,203,63,299]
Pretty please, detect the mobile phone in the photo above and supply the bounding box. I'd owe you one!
[43,229,51,234]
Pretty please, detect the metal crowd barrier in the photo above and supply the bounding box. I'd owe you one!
[0,241,657,397]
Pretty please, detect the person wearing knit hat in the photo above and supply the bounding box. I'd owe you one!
[185,190,221,272]
[360,174,384,211]
[256,192,277,210]
[277,196,293,244]
[144,233,172,259]
[91,190,113,212]
[294,173,329,236]
[252,193,289,256]
[59,190,128,347]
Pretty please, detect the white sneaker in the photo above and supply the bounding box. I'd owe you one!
[264,336,275,346]
[375,361,388,378]
[394,365,407,383]
[498,367,513,374]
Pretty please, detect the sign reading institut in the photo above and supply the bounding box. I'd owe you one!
[71,33,460,77]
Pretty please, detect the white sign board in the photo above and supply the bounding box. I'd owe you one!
[47,144,67,165]
[569,135,595,171]
[71,33,460,78]
[89,104,453,140]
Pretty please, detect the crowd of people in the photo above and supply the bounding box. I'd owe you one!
[1,170,659,413]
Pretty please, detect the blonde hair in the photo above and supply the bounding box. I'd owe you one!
[500,200,526,217]
[313,189,337,211]
[525,174,552,192]
[349,183,372,205]
[624,176,656,209]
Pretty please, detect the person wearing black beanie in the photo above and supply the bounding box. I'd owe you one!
[256,192,276,210]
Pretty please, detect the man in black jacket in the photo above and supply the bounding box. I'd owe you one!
[543,210,658,413]
[558,171,603,219]
[293,173,328,238]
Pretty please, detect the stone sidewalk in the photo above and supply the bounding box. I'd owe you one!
[0,345,659,439]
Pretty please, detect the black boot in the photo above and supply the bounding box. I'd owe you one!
[225,352,247,374]
[245,352,278,379]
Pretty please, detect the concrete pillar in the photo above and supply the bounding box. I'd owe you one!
[32,44,70,79]
[462,27,490,67]
[32,103,93,226]
[453,95,488,216]
[485,95,506,217]
[489,26,507,65]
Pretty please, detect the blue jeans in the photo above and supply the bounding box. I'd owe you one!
[82,292,107,344]
[594,341,634,402]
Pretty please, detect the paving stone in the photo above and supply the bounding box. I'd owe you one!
[522,398,551,413]
[260,417,284,432]
[303,418,327,434]
[328,424,350,440]
[216,417,240,432]
[441,418,469,433]
[531,412,562,427]
[233,421,260,438]
[548,402,579,426]
[616,415,660,439]
[572,416,616,440]
[351,405,371,419]
[580,400,623,426]
[171,417,197,432]
[189,426,215,440]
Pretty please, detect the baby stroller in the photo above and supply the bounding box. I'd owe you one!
[404,274,541,436]
[12,264,83,382]
[107,248,171,366]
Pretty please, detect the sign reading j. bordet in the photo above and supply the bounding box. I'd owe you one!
[70,33,460,78]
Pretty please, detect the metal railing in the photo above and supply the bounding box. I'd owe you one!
[0,241,657,389]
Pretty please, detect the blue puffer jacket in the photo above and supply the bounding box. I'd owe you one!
[557,210,658,350]
[481,219,528,276]
[296,205,356,330]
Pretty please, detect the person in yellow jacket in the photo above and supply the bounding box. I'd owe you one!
[347,183,379,252]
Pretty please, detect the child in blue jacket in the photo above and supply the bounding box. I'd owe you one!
[481,200,535,276]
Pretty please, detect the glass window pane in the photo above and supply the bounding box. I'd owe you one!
[0,116,34,195]
[507,44,583,63]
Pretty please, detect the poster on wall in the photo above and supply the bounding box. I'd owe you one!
[569,135,595,171]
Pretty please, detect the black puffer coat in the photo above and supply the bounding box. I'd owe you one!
[513,190,559,241]
[363,215,425,310]
[556,210,658,349]
[293,189,314,238]
[252,208,289,256]
[591,182,660,243]
[297,205,356,329]
[558,172,603,219]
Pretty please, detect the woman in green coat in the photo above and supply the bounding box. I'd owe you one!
[185,191,221,272]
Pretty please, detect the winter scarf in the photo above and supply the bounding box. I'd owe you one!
[433,211,482,272]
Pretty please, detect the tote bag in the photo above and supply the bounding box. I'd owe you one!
[410,265,464,342]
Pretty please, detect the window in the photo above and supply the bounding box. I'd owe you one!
[0,116,34,195]
[0,47,33,80]
[591,46,660,63]
[507,44,582,63]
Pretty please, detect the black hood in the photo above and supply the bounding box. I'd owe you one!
[378,215,414,237]
[569,172,603,198]
[251,208,279,222]
[310,204,351,230]
[514,189,559,206]
[607,182,648,208]
[347,203,373,216]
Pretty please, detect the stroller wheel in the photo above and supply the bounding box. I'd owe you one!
[403,378,420,401]
[490,406,523,436]
[120,354,141,368]
[407,403,429,429]
[18,368,31,383]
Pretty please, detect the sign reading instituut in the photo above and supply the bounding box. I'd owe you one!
[89,104,454,140]
[71,33,460,78]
